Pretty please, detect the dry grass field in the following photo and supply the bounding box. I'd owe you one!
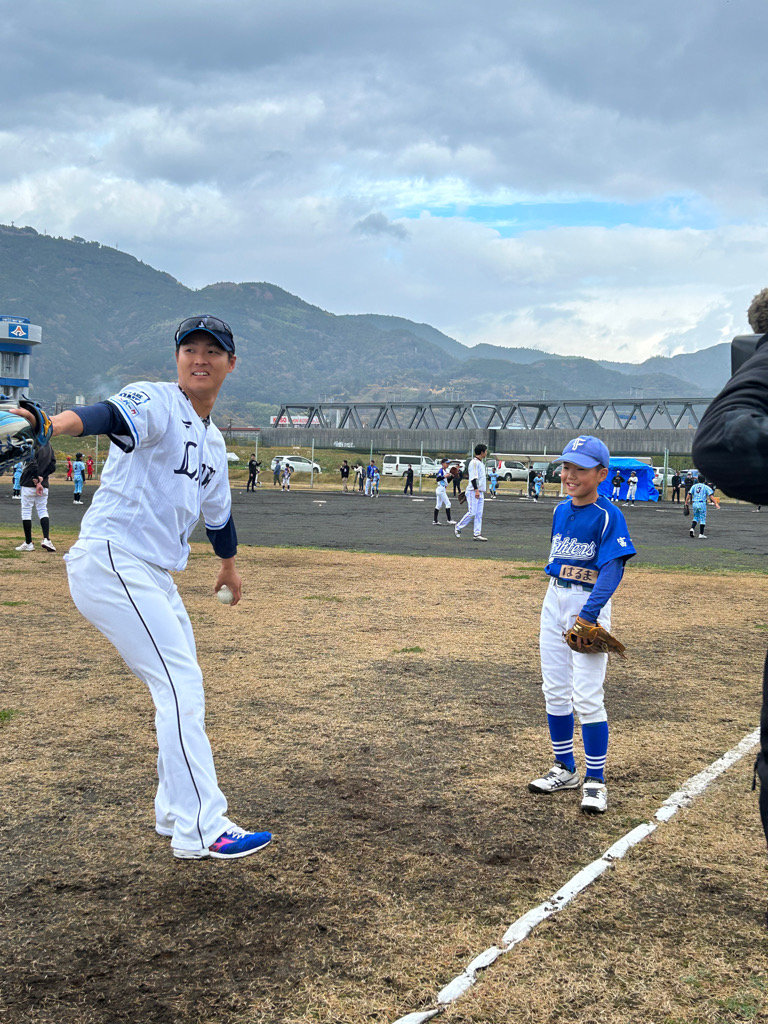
[1,524,767,1024]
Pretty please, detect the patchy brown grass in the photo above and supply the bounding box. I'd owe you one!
[1,531,766,1024]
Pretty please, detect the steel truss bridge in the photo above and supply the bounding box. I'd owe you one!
[273,398,713,432]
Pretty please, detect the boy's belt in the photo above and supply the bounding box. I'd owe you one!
[552,565,599,589]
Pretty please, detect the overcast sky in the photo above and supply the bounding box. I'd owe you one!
[3,0,768,361]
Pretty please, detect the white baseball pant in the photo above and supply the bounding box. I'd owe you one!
[20,485,49,521]
[65,539,234,854]
[539,580,610,724]
[455,490,484,536]
[627,483,637,501]
[435,486,451,510]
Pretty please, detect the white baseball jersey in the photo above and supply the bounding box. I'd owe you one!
[467,457,487,492]
[77,381,231,571]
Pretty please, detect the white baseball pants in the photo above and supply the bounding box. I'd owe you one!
[20,485,49,521]
[65,539,234,853]
[627,483,637,501]
[435,486,451,510]
[539,580,610,724]
[455,490,484,536]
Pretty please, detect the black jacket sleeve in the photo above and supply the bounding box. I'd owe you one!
[692,336,768,504]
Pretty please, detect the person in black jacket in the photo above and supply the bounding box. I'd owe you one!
[670,472,682,503]
[15,443,56,552]
[693,285,768,869]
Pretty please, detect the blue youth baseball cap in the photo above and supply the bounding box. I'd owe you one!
[554,435,610,469]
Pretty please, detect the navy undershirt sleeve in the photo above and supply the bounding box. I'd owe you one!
[579,557,624,623]
[206,516,238,559]
[76,401,127,436]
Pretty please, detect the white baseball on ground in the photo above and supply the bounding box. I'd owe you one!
[216,585,234,605]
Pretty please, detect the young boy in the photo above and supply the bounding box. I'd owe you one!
[72,451,86,504]
[529,435,636,814]
[610,469,624,502]
[686,476,714,539]
[433,457,454,524]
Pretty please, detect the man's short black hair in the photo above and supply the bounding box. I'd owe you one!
[474,443,488,456]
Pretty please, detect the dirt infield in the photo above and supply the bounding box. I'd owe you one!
[1,527,767,1024]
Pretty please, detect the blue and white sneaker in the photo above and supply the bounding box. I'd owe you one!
[528,761,581,794]
[174,825,272,860]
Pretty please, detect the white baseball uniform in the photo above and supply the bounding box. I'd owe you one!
[64,382,236,854]
[455,456,486,536]
[434,466,451,510]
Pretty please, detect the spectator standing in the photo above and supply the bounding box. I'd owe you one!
[340,460,350,492]
[403,464,414,496]
[73,452,86,504]
[683,472,696,501]
[452,464,463,497]
[15,443,56,552]
[671,471,682,503]
[246,454,258,492]
[272,460,281,486]
[528,466,537,499]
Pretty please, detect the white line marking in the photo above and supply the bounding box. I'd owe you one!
[390,727,759,1024]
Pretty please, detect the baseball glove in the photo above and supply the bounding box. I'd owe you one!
[564,616,627,660]
[449,465,460,477]
[0,397,53,476]
[683,504,690,516]
[457,489,467,504]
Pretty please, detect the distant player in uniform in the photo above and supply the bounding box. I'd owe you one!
[12,459,23,498]
[281,462,293,491]
[15,443,56,552]
[72,452,86,504]
[371,466,380,496]
[15,315,271,861]
[623,470,638,506]
[454,443,488,541]
[528,435,636,814]
[432,457,454,525]
[533,471,544,502]
[610,470,624,502]
[489,467,498,498]
[66,454,73,481]
[86,456,94,480]
[686,476,713,539]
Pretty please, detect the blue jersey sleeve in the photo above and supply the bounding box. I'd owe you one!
[594,504,636,566]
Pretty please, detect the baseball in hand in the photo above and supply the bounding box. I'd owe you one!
[216,585,234,605]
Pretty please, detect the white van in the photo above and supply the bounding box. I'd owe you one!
[382,453,439,477]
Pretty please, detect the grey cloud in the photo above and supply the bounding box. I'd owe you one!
[353,213,408,240]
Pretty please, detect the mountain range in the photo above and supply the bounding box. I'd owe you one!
[0,224,731,425]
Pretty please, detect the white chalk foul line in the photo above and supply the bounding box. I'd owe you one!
[391,727,760,1024]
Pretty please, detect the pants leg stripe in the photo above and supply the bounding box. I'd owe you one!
[107,541,205,848]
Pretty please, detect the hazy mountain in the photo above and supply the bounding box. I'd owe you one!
[0,224,729,424]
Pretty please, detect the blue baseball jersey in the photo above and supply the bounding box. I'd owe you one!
[545,496,636,580]
[436,467,449,488]
[73,460,86,483]
[689,482,713,506]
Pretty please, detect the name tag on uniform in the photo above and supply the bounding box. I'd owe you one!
[558,565,599,585]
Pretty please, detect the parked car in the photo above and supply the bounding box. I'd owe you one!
[270,455,322,474]
[487,457,529,482]
[652,467,677,488]
[381,453,439,477]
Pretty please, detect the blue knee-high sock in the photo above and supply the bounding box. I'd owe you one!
[582,721,609,781]
[547,712,575,772]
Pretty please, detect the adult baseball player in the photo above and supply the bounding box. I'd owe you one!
[15,442,56,552]
[454,443,488,541]
[432,457,454,525]
[15,315,271,861]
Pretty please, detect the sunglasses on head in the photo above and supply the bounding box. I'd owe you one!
[175,315,234,350]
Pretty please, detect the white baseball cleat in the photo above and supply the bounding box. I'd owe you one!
[473,535,488,541]
[454,526,462,538]
[41,538,56,552]
[15,542,34,551]
[528,762,581,794]
[580,779,608,814]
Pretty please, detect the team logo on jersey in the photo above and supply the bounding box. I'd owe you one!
[617,537,627,547]
[117,389,151,406]
[174,440,216,487]
[548,533,597,561]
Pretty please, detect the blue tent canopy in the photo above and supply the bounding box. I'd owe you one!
[598,458,659,503]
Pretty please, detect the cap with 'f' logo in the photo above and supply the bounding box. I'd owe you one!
[554,435,610,469]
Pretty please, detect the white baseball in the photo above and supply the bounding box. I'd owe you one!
[216,585,234,605]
